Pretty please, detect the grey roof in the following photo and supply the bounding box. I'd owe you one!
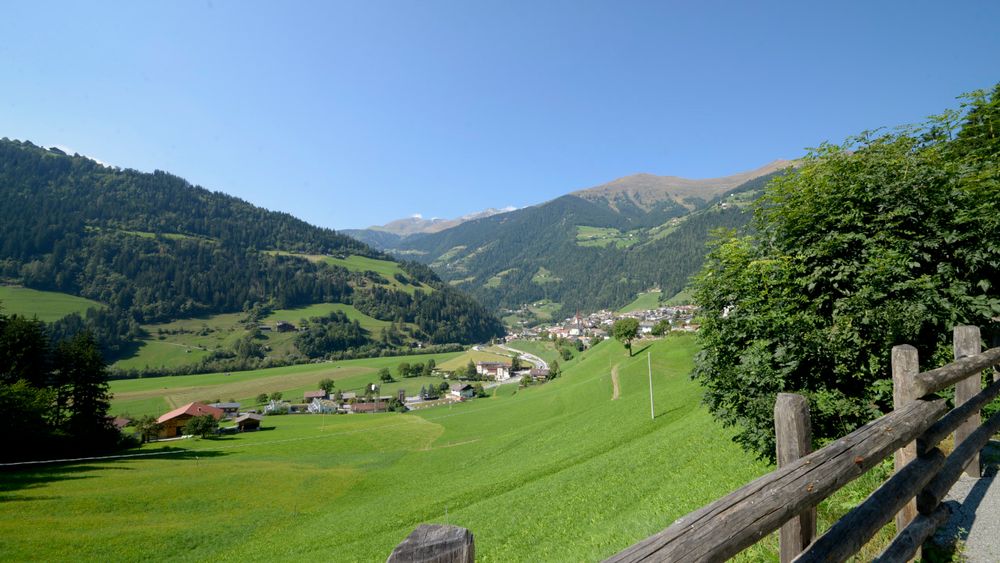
[210,402,241,409]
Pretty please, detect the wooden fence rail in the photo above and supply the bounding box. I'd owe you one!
[602,325,999,563]
[389,326,999,562]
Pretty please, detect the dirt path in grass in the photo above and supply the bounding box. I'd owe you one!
[611,366,620,400]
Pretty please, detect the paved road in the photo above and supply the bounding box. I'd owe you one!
[932,440,1000,561]
[498,344,548,370]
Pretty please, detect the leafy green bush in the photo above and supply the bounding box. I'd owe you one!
[693,84,1000,460]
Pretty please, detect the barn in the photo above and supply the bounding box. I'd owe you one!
[234,413,264,432]
[156,402,224,438]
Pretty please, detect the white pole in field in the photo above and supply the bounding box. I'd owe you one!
[647,352,654,419]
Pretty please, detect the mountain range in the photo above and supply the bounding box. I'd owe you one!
[348,161,793,319]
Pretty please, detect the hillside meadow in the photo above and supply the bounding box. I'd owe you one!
[0,285,103,322]
[110,350,466,417]
[113,302,405,372]
[1,335,898,560]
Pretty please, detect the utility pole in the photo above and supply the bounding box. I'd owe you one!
[647,352,654,420]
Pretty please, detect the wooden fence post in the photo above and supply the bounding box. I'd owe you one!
[892,345,920,539]
[954,325,982,478]
[775,393,814,562]
[387,524,475,563]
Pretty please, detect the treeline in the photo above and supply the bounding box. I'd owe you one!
[352,286,506,344]
[0,312,124,462]
[295,311,368,357]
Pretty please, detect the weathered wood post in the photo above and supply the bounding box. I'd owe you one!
[892,345,920,538]
[775,392,814,562]
[953,325,982,478]
[387,524,475,563]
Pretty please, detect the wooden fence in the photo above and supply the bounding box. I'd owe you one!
[605,325,1000,562]
[388,325,999,562]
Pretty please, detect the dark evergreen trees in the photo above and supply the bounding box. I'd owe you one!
[0,311,116,461]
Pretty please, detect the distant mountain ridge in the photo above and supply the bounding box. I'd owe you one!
[375,161,792,317]
[573,160,792,212]
[369,207,518,236]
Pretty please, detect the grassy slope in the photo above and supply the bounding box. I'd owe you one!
[435,349,511,372]
[0,285,103,322]
[619,290,662,313]
[0,335,779,561]
[504,339,564,366]
[112,303,399,371]
[110,351,465,417]
[266,252,427,295]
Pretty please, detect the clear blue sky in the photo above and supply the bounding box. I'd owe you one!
[2,1,998,230]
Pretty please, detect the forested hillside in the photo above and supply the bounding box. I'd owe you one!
[388,169,785,316]
[0,139,503,366]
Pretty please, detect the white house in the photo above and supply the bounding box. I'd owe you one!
[476,361,511,381]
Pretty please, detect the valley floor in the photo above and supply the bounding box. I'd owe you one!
[0,336,775,561]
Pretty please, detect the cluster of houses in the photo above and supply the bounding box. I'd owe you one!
[153,401,263,439]
[143,358,552,441]
[505,304,699,343]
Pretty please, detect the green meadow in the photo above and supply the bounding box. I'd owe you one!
[619,290,662,313]
[504,339,566,366]
[110,350,465,417]
[112,302,402,372]
[1,335,897,561]
[264,252,425,294]
[0,285,103,322]
[0,336,760,560]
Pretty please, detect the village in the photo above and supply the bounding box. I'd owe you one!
[142,357,552,440]
[132,303,697,441]
[503,303,700,347]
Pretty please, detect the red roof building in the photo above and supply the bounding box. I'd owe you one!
[156,402,224,439]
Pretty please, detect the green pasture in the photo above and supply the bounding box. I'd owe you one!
[531,267,561,284]
[435,349,511,372]
[265,252,424,294]
[619,290,662,313]
[484,268,517,289]
[504,339,563,367]
[110,351,465,417]
[0,285,103,322]
[664,288,694,305]
[575,225,641,248]
[112,303,400,371]
[1,335,899,560]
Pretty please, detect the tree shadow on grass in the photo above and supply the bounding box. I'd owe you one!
[631,343,653,358]
[0,447,230,500]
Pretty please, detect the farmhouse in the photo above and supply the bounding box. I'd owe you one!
[529,368,550,381]
[234,413,263,431]
[449,383,474,399]
[156,402,224,438]
[303,390,327,402]
[476,361,511,381]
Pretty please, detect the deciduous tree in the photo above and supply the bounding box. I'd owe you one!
[612,318,639,356]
